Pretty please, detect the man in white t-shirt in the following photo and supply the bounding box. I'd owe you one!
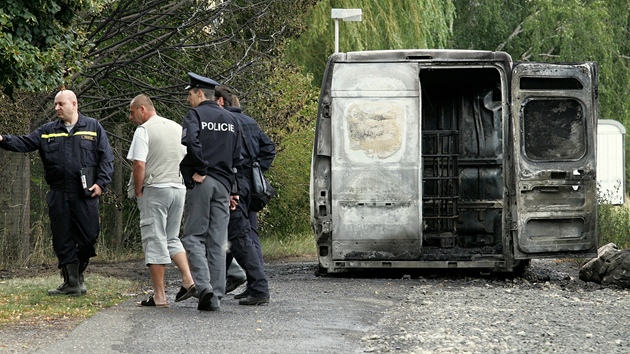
[127,94,195,307]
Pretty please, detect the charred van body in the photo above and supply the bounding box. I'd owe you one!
[310,49,598,273]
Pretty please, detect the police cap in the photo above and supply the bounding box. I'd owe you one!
[185,72,220,91]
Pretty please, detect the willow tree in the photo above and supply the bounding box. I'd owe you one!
[287,0,456,86]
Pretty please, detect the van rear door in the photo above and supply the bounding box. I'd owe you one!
[511,62,598,258]
[328,62,422,261]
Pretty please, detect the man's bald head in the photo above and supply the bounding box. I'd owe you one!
[129,94,158,125]
[54,90,79,124]
[130,94,155,111]
[55,90,77,102]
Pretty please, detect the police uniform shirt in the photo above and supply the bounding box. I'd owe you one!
[226,107,276,172]
[180,100,242,193]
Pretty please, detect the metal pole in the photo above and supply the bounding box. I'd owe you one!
[334,19,339,53]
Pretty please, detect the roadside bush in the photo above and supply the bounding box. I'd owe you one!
[598,201,630,249]
[245,60,319,241]
[263,123,315,239]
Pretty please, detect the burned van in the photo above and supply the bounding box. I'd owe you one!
[310,49,598,273]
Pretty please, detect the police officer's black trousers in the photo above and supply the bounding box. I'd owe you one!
[227,204,269,297]
[47,190,99,268]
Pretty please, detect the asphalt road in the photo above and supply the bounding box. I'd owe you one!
[32,261,395,354]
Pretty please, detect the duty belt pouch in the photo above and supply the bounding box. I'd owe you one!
[240,127,275,211]
[80,167,96,196]
[250,161,275,212]
[251,161,266,196]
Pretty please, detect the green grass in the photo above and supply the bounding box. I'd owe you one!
[261,231,316,261]
[598,201,630,249]
[0,275,140,327]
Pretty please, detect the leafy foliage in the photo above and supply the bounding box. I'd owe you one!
[598,204,630,249]
[450,0,531,52]
[243,59,319,238]
[0,0,103,97]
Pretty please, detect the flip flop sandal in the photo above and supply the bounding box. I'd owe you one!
[137,295,169,308]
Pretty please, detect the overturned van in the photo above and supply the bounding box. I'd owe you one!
[310,49,599,273]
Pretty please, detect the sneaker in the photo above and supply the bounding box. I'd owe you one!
[225,276,246,294]
[238,295,270,306]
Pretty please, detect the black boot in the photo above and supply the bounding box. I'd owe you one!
[48,266,68,295]
[48,263,82,296]
[79,259,89,295]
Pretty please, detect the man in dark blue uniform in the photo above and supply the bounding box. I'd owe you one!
[180,73,242,311]
[0,90,114,296]
[215,85,274,305]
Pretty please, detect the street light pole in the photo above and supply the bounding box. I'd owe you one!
[334,18,340,53]
[331,8,362,54]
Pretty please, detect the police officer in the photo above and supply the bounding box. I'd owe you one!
[0,90,114,296]
[180,72,242,311]
[215,85,272,306]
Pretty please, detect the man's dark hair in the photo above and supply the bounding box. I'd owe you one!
[214,85,238,107]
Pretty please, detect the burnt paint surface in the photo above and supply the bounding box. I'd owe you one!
[311,52,598,272]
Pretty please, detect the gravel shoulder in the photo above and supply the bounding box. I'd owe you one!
[361,259,630,353]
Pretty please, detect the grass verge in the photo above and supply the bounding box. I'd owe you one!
[261,231,316,261]
[0,275,140,328]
